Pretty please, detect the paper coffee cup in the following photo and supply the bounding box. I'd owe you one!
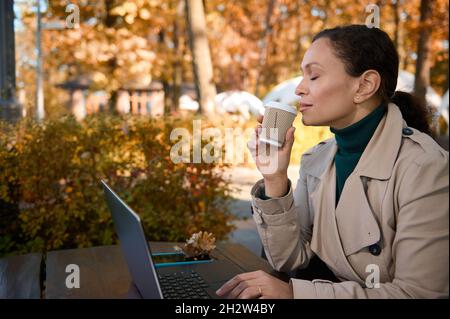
[259,101,297,147]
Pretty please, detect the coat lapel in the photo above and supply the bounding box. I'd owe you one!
[309,157,339,271]
[335,174,381,256]
[309,158,365,283]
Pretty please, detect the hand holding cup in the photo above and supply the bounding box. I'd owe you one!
[247,102,297,197]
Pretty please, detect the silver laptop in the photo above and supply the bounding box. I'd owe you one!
[101,180,242,299]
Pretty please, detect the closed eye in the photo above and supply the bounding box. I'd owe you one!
[310,76,319,81]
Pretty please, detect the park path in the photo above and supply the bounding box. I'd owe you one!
[223,165,300,256]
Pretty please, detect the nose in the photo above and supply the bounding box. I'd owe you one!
[295,78,307,97]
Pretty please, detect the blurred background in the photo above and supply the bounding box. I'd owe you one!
[0,0,448,257]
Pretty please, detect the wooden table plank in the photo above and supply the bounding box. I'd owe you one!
[44,242,280,299]
[215,242,289,282]
[45,245,131,299]
[0,253,42,299]
[45,242,190,299]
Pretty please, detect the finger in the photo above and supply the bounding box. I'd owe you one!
[248,138,265,168]
[254,125,262,138]
[216,272,259,297]
[256,141,277,169]
[257,115,263,124]
[238,283,263,299]
[281,127,296,151]
[254,125,262,157]
[255,129,261,158]
[226,280,252,299]
[255,142,271,167]
[247,132,259,161]
[247,136,257,152]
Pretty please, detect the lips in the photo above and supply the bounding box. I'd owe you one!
[299,103,313,112]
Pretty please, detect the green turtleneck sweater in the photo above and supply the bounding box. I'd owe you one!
[330,103,386,206]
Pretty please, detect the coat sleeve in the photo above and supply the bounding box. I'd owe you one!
[250,166,315,273]
[290,150,449,299]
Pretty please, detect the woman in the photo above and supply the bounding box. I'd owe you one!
[216,25,449,299]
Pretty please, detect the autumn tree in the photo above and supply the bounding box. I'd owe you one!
[414,0,433,105]
[14,0,448,118]
[0,0,21,122]
[185,0,217,116]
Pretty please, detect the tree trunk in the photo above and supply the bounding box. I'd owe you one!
[104,0,119,113]
[0,0,21,122]
[185,0,216,116]
[171,0,184,113]
[392,0,400,48]
[158,25,172,115]
[254,0,276,98]
[414,0,432,106]
[294,1,303,60]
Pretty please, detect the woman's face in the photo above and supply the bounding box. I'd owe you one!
[295,38,361,129]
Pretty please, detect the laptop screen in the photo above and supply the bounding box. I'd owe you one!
[101,180,163,299]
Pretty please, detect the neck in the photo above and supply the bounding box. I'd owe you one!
[330,98,383,130]
[330,101,386,154]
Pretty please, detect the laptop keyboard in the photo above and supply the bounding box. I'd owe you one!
[158,270,211,299]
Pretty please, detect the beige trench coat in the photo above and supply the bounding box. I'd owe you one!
[251,102,449,298]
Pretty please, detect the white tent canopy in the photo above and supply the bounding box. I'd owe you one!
[178,94,199,111]
[262,76,303,106]
[396,70,442,109]
[215,90,264,119]
[179,90,265,118]
[262,71,443,109]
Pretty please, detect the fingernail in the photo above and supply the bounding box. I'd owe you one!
[216,289,222,295]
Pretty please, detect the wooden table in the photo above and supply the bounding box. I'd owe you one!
[0,242,287,299]
[0,253,42,299]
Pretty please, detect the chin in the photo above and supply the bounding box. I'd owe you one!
[301,115,324,127]
[301,117,310,126]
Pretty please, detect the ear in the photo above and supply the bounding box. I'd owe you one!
[353,70,381,104]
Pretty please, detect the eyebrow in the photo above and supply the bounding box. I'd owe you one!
[300,62,323,72]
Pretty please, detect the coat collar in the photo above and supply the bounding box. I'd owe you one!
[302,103,405,181]
[353,102,405,180]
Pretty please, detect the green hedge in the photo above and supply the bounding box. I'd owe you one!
[0,114,235,257]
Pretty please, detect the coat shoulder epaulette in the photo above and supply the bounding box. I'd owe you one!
[401,126,448,164]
